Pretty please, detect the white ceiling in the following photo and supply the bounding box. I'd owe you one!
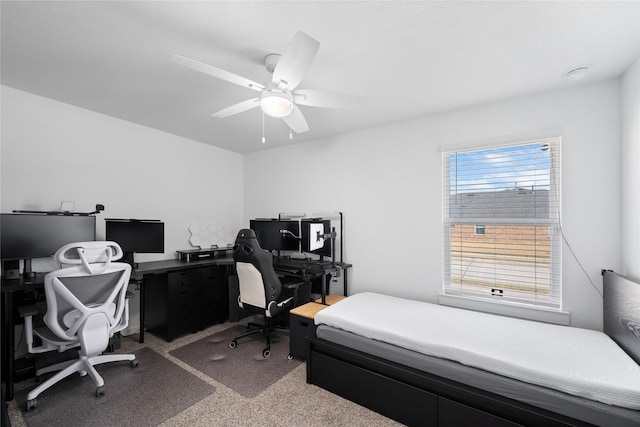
[2,1,639,154]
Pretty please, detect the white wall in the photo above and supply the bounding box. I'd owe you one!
[244,80,622,331]
[2,86,244,338]
[1,79,627,332]
[621,56,640,281]
[1,86,245,266]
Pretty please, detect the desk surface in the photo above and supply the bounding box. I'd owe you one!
[1,257,235,287]
[134,256,234,275]
[1,274,45,292]
[273,256,352,270]
[290,302,327,319]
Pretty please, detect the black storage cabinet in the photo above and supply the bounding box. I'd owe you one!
[144,265,229,341]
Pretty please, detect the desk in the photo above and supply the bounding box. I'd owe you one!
[135,257,233,343]
[273,257,352,305]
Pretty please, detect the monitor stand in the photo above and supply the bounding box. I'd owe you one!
[22,258,36,279]
[123,252,138,269]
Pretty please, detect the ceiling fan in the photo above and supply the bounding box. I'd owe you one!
[172,31,366,136]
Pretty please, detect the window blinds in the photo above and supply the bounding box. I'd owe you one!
[442,138,561,309]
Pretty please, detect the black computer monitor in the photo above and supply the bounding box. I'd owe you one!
[105,219,164,263]
[1,213,96,261]
[301,219,332,257]
[249,219,299,251]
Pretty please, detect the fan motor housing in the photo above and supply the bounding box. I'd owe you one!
[264,54,280,74]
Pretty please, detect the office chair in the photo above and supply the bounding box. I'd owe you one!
[229,229,301,358]
[19,241,138,410]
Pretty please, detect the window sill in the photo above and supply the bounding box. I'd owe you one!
[438,293,570,326]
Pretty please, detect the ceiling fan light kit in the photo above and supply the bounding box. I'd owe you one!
[260,90,293,118]
[173,30,366,143]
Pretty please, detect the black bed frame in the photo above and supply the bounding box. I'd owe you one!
[306,271,640,427]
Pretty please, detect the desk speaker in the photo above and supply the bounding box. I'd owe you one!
[2,260,20,279]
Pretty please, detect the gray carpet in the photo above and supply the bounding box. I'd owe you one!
[15,347,215,427]
[169,324,302,398]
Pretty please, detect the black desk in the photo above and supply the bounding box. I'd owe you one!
[134,257,234,343]
[1,274,46,401]
[0,257,234,401]
[1,255,347,400]
[273,257,352,304]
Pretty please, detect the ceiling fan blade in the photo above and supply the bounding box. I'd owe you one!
[282,104,310,134]
[272,31,320,91]
[172,55,264,92]
[212,98,260,118]
[294,89,367,109]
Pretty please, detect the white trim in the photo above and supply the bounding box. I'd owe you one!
[438,293,570,326]
[443,137,562,309]
[439,128,563,153]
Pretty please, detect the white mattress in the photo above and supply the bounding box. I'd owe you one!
[314,292,640,410]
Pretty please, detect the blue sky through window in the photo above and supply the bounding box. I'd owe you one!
[449,142,551,195]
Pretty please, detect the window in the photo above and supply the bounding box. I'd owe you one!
[442,138,561,309]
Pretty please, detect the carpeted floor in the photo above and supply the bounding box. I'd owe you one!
[8,319,400,427]
[169,325,302,398]
[14,347,215,427]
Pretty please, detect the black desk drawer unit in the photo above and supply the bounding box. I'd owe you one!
[289,302,327,360]
[144,265,229,341]
[200,266,229,325]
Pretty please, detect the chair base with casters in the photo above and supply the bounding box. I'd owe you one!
[20,305,140,411]
[25,350,138,411]
[229,314,291,358]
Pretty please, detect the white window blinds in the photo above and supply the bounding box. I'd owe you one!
[442,138,561,309]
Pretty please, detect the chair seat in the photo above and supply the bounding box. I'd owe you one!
[34,326,81,348]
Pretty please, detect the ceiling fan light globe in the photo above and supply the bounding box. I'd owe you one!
[260,91,293,118]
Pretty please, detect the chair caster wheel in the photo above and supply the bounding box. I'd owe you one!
[130,359,139,368]
[263,348,271,358]
[26,399,37,411]
[96,385,105,397]
[229,340,237,349]
[287,353,294,360]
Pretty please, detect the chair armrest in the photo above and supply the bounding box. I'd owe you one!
[18,305,39,350]
[17,304,39,318]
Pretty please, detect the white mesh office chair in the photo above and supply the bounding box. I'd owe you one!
[19,241,138,410]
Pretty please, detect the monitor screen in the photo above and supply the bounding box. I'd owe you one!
[301,219,332,257]
[1,213,96,260]
[105,219,164,254]
[249,219,299,251]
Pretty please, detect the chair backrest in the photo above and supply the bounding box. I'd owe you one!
[43,241,132,342]
[233,229,283,310]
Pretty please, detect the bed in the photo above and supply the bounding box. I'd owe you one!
[306,270,640,426]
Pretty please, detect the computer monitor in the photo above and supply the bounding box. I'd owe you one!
[249,219,299,251]
[1,213,96,261]
[301,219,332,257]
[105,219,164,264]
[1,213,97,277]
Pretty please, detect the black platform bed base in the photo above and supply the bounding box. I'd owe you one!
[306,337,593,427]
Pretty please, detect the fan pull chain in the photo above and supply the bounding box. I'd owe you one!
[262,111,266,144]
[289,127,293,140]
